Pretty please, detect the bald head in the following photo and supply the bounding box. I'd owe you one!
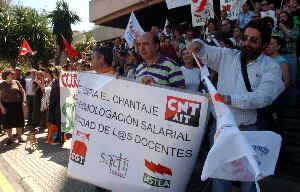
[137,32,160,63]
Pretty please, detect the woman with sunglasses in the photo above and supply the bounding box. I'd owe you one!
[0,68,26,145]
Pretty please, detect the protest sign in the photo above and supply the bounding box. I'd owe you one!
[220,0,247,20]
[60,71,78,132]
[124,12,144,48]
[165,0,189,9]
[191,0,214,27]
[67,72,208,191]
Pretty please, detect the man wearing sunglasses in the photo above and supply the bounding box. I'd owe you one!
[188,19,284,192]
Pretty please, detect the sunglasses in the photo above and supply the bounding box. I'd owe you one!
[252,16,260,18]
[261,3,268,6]
[241,35,259,44]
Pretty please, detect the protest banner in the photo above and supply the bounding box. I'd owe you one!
[67,72,209,191]
[60,71,78,133]
[124,12,144,48]
[220,0,247,20]
[191,0,214,27]
[165,0,189,9]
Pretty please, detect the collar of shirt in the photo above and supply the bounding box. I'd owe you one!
[99,67,116,75]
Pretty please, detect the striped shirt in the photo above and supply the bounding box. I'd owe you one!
[196,41,285,126]
[274,27,299,54]
[135,55,185,88]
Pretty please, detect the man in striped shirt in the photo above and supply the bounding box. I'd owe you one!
[135,32,185,89]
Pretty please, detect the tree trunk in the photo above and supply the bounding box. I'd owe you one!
[55,47,63,66]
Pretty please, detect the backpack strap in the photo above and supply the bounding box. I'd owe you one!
[240,52,253,92]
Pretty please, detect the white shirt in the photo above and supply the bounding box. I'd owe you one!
[196,41,285,126]
[25,77,35,95]
[180,66,201,92]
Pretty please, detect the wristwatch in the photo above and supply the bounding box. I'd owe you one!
[224,95,231,105]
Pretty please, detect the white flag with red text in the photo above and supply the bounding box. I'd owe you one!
[201,76,282,191]
[220,0,247,20]
[124,12,144,48]
[191,0,214,27]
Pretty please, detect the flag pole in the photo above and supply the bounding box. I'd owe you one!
[280,0,284,10]
[249,0,255,8]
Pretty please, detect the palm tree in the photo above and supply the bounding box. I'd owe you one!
[48,0,81,65]
[74,32,96,57]
[0,3,55,68]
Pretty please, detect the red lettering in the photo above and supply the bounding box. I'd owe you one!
[61,72,79,88]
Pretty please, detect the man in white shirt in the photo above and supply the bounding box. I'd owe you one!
[25,69,37,127]
[188,19,284,192]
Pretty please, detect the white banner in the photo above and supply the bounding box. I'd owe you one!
[191,0,214,27]
[67,73,209,191]
[202,128,282,182]
[165,0,190,9]
[124,12,144,48]
[220,0,247,20]
[60,71,78,132]
[201,76,281,191]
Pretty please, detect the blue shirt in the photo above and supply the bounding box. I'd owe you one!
[273,56,287,66]
[239,11,253,29]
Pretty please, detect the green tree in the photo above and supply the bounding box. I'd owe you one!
[74,32,96,57]
[0,2,55,68]
[48,0,81,65]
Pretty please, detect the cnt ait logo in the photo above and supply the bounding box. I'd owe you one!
[70,130,90,165]
[143,159,172,188]
[165,96,201,127]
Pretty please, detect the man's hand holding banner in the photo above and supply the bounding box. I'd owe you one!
[67,72,209,191]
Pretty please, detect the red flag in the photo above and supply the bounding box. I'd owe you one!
[62,35,78,58]
[222,4,231,12]
[18,39,33,60]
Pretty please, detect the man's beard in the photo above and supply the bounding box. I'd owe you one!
[241,45,262,62]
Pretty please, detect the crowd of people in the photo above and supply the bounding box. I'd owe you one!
[0,0,299,191]
[0,66,64,145]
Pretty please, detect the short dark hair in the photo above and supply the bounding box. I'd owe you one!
[1,68,14,80]
[253,11,261,17]
[271,36,286,52]
[221,19,231,25]
[208,18,217,25]
[245,20,272,47]
[261,16,274,29]
[164,36,171,40]
[93,46,113,66]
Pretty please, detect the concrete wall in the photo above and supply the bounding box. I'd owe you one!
[73,26,125,43]
[89,0,140,23]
